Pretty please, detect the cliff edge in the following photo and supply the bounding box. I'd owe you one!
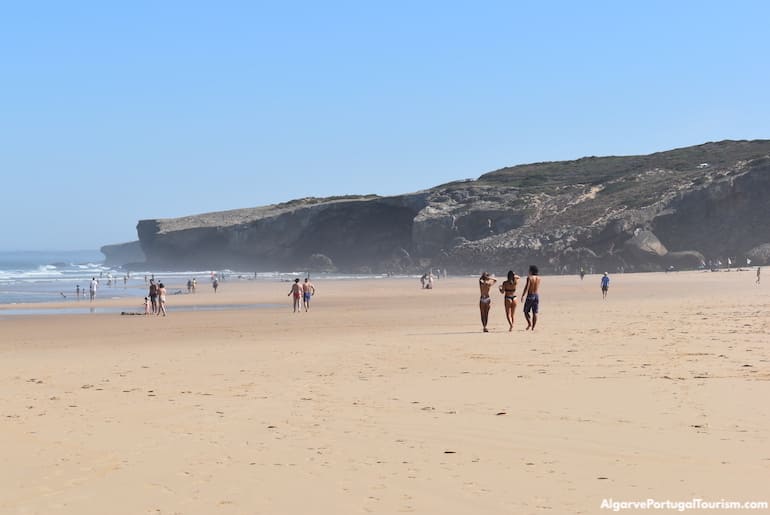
[127,140,770,273]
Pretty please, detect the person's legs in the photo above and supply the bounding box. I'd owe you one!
[480,302,490,332]
[504,299,513,331]
[523,297,532,330]
[531,297,539,330]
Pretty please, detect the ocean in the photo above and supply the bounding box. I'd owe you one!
[0,250,122,304]
[0,250,396,306]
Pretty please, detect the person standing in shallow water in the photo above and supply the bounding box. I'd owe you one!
[499,270,520,331]
[478,272,497,332]
[89,277,98,302]
[288,278,302,313]
[157,283,167,316]
[521,265,541,331]
[148,279,158,314]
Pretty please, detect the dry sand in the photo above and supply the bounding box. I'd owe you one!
[1,272,768,514]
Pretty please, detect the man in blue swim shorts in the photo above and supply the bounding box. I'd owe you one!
[521,264,541,331]
[302,277,316,312]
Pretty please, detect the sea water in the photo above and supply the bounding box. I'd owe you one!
[0,250,395,305]
[0,250,124,304]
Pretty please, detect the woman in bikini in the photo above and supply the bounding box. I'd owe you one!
[478,272,497,332]
[499,270,520,331]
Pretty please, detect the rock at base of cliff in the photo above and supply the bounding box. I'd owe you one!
[747,243,770,265]
[663,250,706,269]
[624,230,668,259]
[101,241,146,267]
[307,253,337,272]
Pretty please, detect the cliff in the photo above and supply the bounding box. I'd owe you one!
[127,140,770,273]
[100,240,146,267]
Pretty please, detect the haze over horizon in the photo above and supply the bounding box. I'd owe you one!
[2,1,769,251]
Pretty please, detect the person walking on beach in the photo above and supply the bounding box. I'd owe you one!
[302,278,315,311]
[212,277,219,293]
[757,267,761,284]
[288,278,302,312]
[148,279,158,314]
[89,277,98,302]
[157,283,167,316]
[499,270,520,331]
[521,265,541,331]
[601,272,610,299]
[479,272,497,332]
[76,284,80,300]
[143,297,151,316]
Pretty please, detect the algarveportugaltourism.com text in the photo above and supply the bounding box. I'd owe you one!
[600,498,769,511]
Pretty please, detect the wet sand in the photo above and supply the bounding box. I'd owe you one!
[1,272,768,513]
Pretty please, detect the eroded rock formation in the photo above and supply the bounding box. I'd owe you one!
[120,140,770,273]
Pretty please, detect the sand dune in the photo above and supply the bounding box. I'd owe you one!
[1,272,768,514]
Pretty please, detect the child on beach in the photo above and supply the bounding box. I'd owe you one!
[144,297,150,315]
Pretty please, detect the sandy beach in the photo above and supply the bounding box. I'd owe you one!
[1,271,768,514]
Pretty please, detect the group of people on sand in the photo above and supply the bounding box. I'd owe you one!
[145,279,167,316]
[288,277,316,312]
[478,265,541,333]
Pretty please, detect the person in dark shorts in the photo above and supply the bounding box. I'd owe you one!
[148,279,158,314]
[601,272,610,299]
[521,265,541,331]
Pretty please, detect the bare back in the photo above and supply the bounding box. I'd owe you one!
[479,277,496,297]
[524,275,541,295]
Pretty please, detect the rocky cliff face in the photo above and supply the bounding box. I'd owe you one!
[100,240,146,267]
[129,140,770,273]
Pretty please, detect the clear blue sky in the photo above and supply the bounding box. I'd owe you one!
[2,1,769,251]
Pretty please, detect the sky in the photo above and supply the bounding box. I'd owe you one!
[1,0,769,251]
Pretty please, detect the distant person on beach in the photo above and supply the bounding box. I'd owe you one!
[580,268,585,280]
[76,284,80,300]
[192,278,197,293]
[157,283,167,316]
[478,272,497,332]
[144,297,150,316]
[288,278,302,312]
[521,265,541,331]
[89,277,98,301]
[302,278,315,311]
[758,267,762,284]
[148,279,158,314]
[212,278,219,293]
[499,270,520,331]
[601,272,610,299]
